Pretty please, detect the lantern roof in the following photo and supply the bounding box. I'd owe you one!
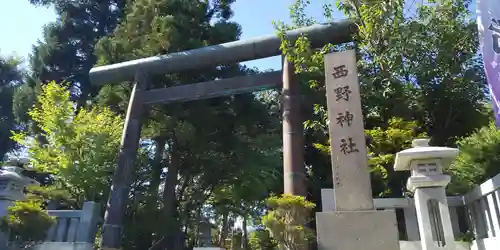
[0,166,39,186]
[394,138,459,171]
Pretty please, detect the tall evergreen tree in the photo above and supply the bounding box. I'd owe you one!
[0,55,24,160]
[27,0,128,108]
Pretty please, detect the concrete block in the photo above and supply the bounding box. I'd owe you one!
[316,210,400,250]
[399,241,470,250]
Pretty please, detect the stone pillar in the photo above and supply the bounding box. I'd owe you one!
[76,202,101,242]
[316,50,400,250]
[394,138,459,250]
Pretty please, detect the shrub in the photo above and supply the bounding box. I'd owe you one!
[448,122,500,195]
[248,228,278,250]
[1,200,55,247]
[261,194,315,250]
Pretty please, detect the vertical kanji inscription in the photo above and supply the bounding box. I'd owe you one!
[324,49,374,211]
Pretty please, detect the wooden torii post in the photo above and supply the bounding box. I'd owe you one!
[88,20,357,250]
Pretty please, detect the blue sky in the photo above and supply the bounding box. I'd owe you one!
[0,0,341,71]
[0,1,464,71]
[0,1,56,63]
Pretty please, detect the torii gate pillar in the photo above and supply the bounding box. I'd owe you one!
[282,56,306,197]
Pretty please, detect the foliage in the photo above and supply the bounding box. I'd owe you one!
[12,79,41,127]
[261,195,315,250]
[1,200,55,246]
[0,55,24,160]
[27,0,127,107]
[248,228,278,250]
[366,118,427,197]
[455,230,474,243]
[11,82,123,206]
[312,116,426,197]
[448,122,500,195]
[26,185,77,208]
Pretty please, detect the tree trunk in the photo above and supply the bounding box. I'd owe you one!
[172,208,184,250]
[242,215,248,250]
[184,220,192,248]
[160,140,181,250]
[194,207,202,246]
[178,203,194,249]
[145,137,166,247]
[219,211,229,247]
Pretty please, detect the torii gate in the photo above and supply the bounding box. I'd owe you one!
[89,20,356,250]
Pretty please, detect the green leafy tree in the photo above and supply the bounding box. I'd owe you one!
[207,111,282,247]
[448,122,500,195]
[12,82,124,207]
[365,118,427,197]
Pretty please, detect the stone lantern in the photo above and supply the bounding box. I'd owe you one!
[0,165,39,216]
[394,138,459,250]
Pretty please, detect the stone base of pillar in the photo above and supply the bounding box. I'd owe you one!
[316,210,400,250]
